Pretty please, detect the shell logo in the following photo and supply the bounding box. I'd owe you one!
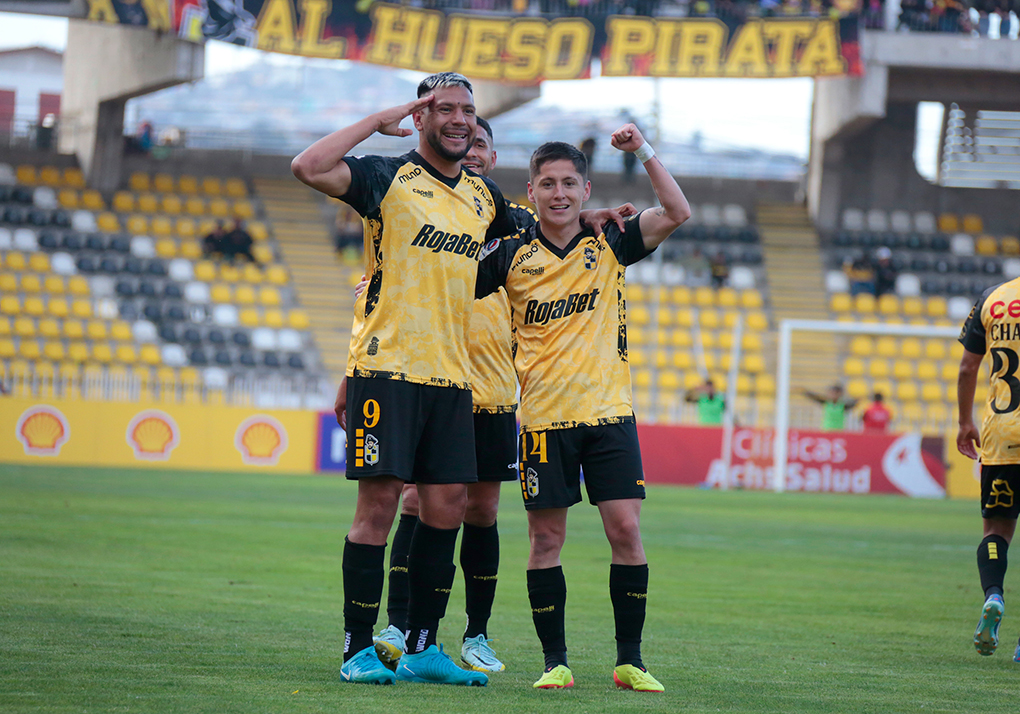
[125,410,180,461]
[234,415,288,466]
[16,406,70,457]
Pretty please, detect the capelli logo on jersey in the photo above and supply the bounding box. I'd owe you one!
[411,224,485,259]
[412,188,434,199]
[524,288,600,326]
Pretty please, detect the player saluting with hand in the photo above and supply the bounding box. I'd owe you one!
[476,122,691,691]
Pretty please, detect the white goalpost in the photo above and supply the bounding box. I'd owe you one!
[772,318,962,493]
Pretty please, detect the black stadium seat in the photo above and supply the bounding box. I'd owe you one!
[164,283,182,300]
[143,303,162,321]
[214,350,232,366]
[208,329,226,345]
[119,302,140,320]
[287,354,304,370]
[188,348,209,366]
[138,280,157,298]
[124,258,144,275]
[85,234,106,251]
[166,304,186,321]
[983,260,1001,276]
[76,256,97,273]
[11,186,33,203]
[27,209,48,226]
[146,259,167,276]
[109,236,131,253]
[263,352,280,368]
[232,331,251,348]
[99,257,121,273]
[115,280,136,297]
[51,210,70,227]
[3,206,26,225]
[183,327,202,344]
[930,234,950,252]
[239,352,256,367]
[38,232,59,250]
[62,232,84,251]
[159,324,178,342]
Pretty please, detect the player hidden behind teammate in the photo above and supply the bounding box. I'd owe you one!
[958,279,1020,662]
[292,72,519,686]
[351,118,635,675]
[475,126,691,691]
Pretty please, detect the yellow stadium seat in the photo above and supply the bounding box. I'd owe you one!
[242,264,263,284]
[0,273,15,292]
[924,339,948,360]
[28,253,50,272]
[43,275,65,294]
[263,309,283,329]
[210,284,232,303]
[876,336,898,358]
[14,317,35,337]
[921,381,942,402]
[248,222,269,241]
[844,357,865,377]
[63,168,85,188]
[747,312,769,331]
[58,189,79,209]
[754,373,776,396]
[233,285,256,305]
[668,286,690,305]
[155,239,177,258]
[699,333,716,351]
[652,329,668,347]
[252,245,274,264]
[175,217,196,238]
[693,286,714,308]
[67,277,89,297]
[849,335,874,356]
[115,344,137,364]
[140,344,161,365]
[161,194,183,215]
[39,166,61,186]
[6,252,26,271]
[901,297,923,317]
[735,374,753,394]
[232,201,255,220]
[259,286,281,307]
[240,309,260,327]
[87,320,108,340]
[877,294,899,315]
[717,288,738,308]
[97,212,120,232]
[651,308,671,327]
[718,332,734,351]
[976,235,998,256]
[627,284,646,303]
[963,214,984,234]
[209,198,230,218]
[0,338,14,358]
[92,343,113,363]
[38,318,60,338]
[19,340,41,359]
[673,309,692,328]
[126,215,148,234]
[653,350,668,368]
[913,360,937,381]
[71,300,92,319]
[129,172,150,192]
[67,341,89,362]
[1,296,21,315]
[43,341,65,361]
[672,352,693,370]
[194,261,216,282]
[950,342,964,360]
[741,290,764,310]
[63,320,84,339]
[16,165,37,184]
[629,349,648,368]
[218,264,240,283]
[683,372,703,390]
[657,371,681,390]
[632,369,652,389]
[854,293,876,313]
[111,321,132,341]
[151,173,174,192]
[900,338,922,359]
[892,360,913,379]
[672,331,692,348]
[81,190,105,210]
[21,274,42,293]
[225,178,247,198]
[180,241,202,259]
[872,380,893,399]
[940,361,957,381]
[178,175,199,194]
[0,316,11,336]
[896,382,919,402]
[24,297,45,316]
[185,197,205,216]
[201,177,223,196]
[47,298,69,318]
[151,216,174,237]
[868,359,890,378]
[938,213,959,233]
[266,266,288,286]
[113,191,134,213]
[137,193,159,213]
[699,310,720,329]
[288,310,310,330]
[926,297,948,318]
[1002,236,1020,256]
[744,354,765,374]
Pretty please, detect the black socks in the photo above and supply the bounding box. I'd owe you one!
[386,514,417,630]
[461,521,500,640]
[527,566,568,670]
[342,538,385,662]
[978,534,1009,600]
[405,521,459,654]
[610,563,648,668]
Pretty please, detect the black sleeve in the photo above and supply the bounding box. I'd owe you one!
[959,288,993,354]
[507,202,538,230]
[476,238,516,299]
[334,155,399,217]
[481,177,520,240]
[605,211,653,266]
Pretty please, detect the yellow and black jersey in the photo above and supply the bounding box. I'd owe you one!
[340,151,517,390]
[469,201,537,412]
[960,278,1020,464]
[476,214,653,432]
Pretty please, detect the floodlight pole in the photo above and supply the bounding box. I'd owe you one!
[772,318,961,494]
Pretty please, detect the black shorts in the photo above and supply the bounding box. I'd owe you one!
[474,410,518,482]
[345,376,477,484]
[517,420,645,510]
[981,464,1020,520]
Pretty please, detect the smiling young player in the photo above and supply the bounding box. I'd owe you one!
[475,125,690,691]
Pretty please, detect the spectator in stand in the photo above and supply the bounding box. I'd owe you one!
[801,385,859,432]
[862,392,892,432]
[202,221,227,258]
[874,247,898,296]
[580,135,596,172]
[710,250,730,288]
[844,252,876,296]
[684,246,712,287]
[685,379,727,426]
[224,219,255,262]
[996,0,1016,37]
[335,202,363,253]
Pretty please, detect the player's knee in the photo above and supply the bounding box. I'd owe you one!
[464,497,498,527]
[607,520,642,552]
[529,525,565,559]
[401,486,420,517]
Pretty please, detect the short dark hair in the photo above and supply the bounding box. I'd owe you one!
[529,141,587,181]
[417,72,473,98]
[476,116,493,144]
[873,392,883,402]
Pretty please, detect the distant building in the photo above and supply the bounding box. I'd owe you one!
[0,46,63,136]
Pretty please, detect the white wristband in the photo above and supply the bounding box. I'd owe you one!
[633,142,655,163]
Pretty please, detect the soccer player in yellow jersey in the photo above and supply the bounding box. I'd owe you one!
[958,278,1020,661]
[476,126,691,691]
[292,73,519,687]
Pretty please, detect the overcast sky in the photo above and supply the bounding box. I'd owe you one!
[0,9,944,175]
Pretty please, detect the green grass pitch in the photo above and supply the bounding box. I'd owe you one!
[0,463,1015,713]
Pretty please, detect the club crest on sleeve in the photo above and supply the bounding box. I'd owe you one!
[479,238,500,261]
[474,196,484,217]
[584,246,597,270]
[526,467,539,497]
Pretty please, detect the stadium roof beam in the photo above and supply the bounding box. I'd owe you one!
[58,20,203,192]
